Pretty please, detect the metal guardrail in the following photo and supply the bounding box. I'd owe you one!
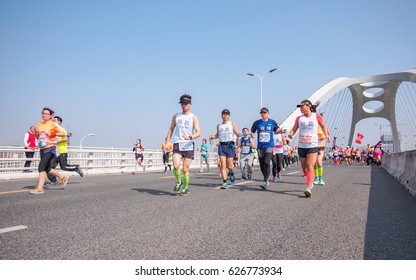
[0,146,219,177]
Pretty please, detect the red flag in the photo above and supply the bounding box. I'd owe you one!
[355,132,364,144]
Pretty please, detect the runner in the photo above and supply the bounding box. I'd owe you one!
[288,100,329,197]
[238,127,255,180]
[345,145,352,166]
[272,130,285,182]
[30,107,69,194]
[53,116,84,177]
[132,139,145,174]
[372,141,386,168]
[166,94,201,196]
[162,138,173,174]
[251,107,280,189]
[209,109,239,189]
[199,138,210,172]
[313,112,327,186]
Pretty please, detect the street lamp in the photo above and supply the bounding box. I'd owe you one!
[80,133,95,150]
[247,68,277,108]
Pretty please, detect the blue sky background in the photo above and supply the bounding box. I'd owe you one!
[1,0,415,149]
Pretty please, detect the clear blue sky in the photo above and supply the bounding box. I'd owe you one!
[1,0,415,149]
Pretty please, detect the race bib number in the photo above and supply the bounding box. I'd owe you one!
[259,132,271,143]
[179,142,194,151]
[241,146,251,154]
[299,135,312,145]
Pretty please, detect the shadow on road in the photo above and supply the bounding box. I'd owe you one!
[364,166,416,259]
[131,188,176,196]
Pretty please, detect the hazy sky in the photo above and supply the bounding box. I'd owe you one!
[1,0,415,149]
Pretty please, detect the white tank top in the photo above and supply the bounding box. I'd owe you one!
[173,112,194,144]
[273,133,284,153]
[298,113,319,148]
[218,121,234,142]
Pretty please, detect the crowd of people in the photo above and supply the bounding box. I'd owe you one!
[26,95,386,198]
[329,142,387,167]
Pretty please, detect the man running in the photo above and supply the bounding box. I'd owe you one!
[53,116,84,177]
[210,109,239,189]
[238,127,255,180]
[162,138,173,174]
[166,94,201,196]
[251,107,280,189]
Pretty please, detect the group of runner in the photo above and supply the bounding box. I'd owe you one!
[29,94,334,198]
[166,94,330,198]
[30,107,84,194]
[330,142,387,167]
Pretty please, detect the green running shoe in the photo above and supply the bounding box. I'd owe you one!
[319,177,325,186]
[313,177,319,185]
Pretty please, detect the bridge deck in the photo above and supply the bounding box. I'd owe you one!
[1,164,415,260]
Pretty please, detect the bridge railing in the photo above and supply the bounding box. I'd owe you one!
[0,146,220,179]
[383,150,416,197]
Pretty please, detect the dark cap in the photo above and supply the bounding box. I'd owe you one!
[54,116,63,123]
[221,109,230,115]
[297,99,313,108]
[260,107,269,113]
[179,94,192,104]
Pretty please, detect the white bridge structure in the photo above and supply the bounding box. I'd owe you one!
[281,69,416,152]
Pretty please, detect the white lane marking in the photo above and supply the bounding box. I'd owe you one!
[0,225,28,234]
[214,180,253,189]
[286,171,300,175]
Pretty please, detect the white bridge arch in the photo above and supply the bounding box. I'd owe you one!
[280,69,416,152]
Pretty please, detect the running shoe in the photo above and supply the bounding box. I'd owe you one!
[45,181,58,187]
[313,177,320,185]
[230,174,235,183]
[221,182,228,189]
[272,176,277,183]
[247,176,253,180]
[319,177,326,186]
[260,181,269,190]
[207,168,211,172]
[304,188,312,197]
[30,189,44,194]
[179,188,189,196]
[77,168,84,177]
[277,173,282,179]
[174,182,182,193]
[60,175,69,187]
[240,177,246,181]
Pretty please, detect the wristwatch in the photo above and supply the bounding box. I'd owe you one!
[189,135,193,140]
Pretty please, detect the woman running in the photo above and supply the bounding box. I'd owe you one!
[30,107,68,194]
[289,100,329,197]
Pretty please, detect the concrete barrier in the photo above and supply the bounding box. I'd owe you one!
[383,150,416,197]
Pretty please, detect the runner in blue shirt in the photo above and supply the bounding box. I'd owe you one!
[251,107,280,189]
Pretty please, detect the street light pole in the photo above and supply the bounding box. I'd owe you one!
[80,133,95,150]
[247,68,277,108]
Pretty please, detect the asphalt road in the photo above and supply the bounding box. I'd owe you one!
[1,163,416,260]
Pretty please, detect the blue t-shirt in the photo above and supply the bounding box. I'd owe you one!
[251,119,279,149]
